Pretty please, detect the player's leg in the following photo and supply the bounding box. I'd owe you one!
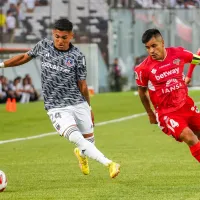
[80,132,120,178]
[193,130,200,140]
[70,131,120,178]
[73,102,120,178]
[179,127,199,146]
[47,107,90,175]
[188,106,200,140]
[179,127,200,162]
[75,131,120,178]
[83,133,95,144]
[185,104,200,161]
[157,113,200,162]
[73,128,93,175]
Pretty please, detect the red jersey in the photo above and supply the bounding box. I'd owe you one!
[135,47,193,115]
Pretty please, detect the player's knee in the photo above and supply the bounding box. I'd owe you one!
[68,130,86,146]
[63,125,79,138]
[64,127,94,149]
[194,131,200,140]
[66,128,90,148]
[83,133,95,144]
[180,127,199,146]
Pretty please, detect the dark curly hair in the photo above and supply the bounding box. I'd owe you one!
[53,18,73,31]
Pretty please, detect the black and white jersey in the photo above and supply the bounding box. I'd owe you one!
[27,38,86,110]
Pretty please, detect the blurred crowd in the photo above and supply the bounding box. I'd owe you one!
[109,0,200,8]
[134,55,147,66]
[132,55,147,80]
[0,0,48,43]
[134,0,200,8]
[109,58,128,92]
[0,74,39,103]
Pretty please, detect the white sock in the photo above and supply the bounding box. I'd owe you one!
[85,135,95,144]
[67,130,112,166]
[79,135,95,157]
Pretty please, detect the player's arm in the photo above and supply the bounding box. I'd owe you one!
[185,49,200,84]
[77,55,92,108]
[191,53,200,65]
[138,86,157,124]
[0,53,33,68]
[78,80,94,125]
[78,80,90,106]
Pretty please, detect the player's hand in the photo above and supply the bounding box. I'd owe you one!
[185,76,191,85]
[148,112,157,124]
[91,111,95,126]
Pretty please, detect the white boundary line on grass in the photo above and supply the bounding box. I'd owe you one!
[1,101,200,145]
[0,113,147,145]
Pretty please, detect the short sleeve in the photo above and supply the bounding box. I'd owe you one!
[77,55,87,80]
[27,40,43,58]
[134,66,148,87]
[178,47,193,63]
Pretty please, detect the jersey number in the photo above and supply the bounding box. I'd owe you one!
[166,118,179,133]
[50,112,61,124]
[169,119,179,128]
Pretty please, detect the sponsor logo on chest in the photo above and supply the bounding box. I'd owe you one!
[42,62,70,73]
[155,67,179,80]
[161,78,182,94]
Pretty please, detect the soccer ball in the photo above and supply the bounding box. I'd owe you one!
[0,170,7,192]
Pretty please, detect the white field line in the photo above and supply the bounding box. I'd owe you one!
[1,101,200,145]
[0,112,147,145]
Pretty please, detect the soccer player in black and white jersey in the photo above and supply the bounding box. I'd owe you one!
[0,18,120,178]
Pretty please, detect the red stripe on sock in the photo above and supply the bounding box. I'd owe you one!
[190,142,200,162]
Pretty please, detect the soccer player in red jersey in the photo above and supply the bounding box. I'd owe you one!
[185,49,200,85]
[135,28,200,162]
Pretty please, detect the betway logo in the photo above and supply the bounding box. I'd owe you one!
[42,62,70,73]
[155,67,179,80]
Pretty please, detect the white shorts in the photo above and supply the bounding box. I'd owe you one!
[47,102,94,136]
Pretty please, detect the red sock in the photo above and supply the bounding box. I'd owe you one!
[190,142,200,162]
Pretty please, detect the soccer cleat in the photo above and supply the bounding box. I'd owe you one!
[108,162,120,178]
[74,148,89,175]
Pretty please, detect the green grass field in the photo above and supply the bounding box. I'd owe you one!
[1,91,200,200]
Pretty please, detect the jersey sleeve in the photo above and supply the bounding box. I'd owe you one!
[186,49,200,78]
[27,40,43,58]
[76,55,87,80]
[134,66,148,87]
[187,64,195,78]
[178,47,193,63]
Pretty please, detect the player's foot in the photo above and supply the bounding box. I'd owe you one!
[108,162,120,178]
[74,148,89,175]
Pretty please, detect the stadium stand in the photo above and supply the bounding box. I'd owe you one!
[2,0,200,95]
[1,1,108,39]
[1,0,109,62]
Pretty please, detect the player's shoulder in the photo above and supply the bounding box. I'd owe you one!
[36,38,53,47]
[71,44,85,57]
[167,46,186,53]
[134,56,151,72]
[43,38,53,45]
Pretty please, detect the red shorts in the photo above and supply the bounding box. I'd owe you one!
[157,97,200,141]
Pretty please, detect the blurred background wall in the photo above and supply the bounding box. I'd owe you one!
[0,0,200,95]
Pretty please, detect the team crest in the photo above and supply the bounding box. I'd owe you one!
[173,59,180,65]
[151,69,157,74]
[65,58,74,67]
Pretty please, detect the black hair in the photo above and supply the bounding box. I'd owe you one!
[53,18,73,31]
[142,29,162,44]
